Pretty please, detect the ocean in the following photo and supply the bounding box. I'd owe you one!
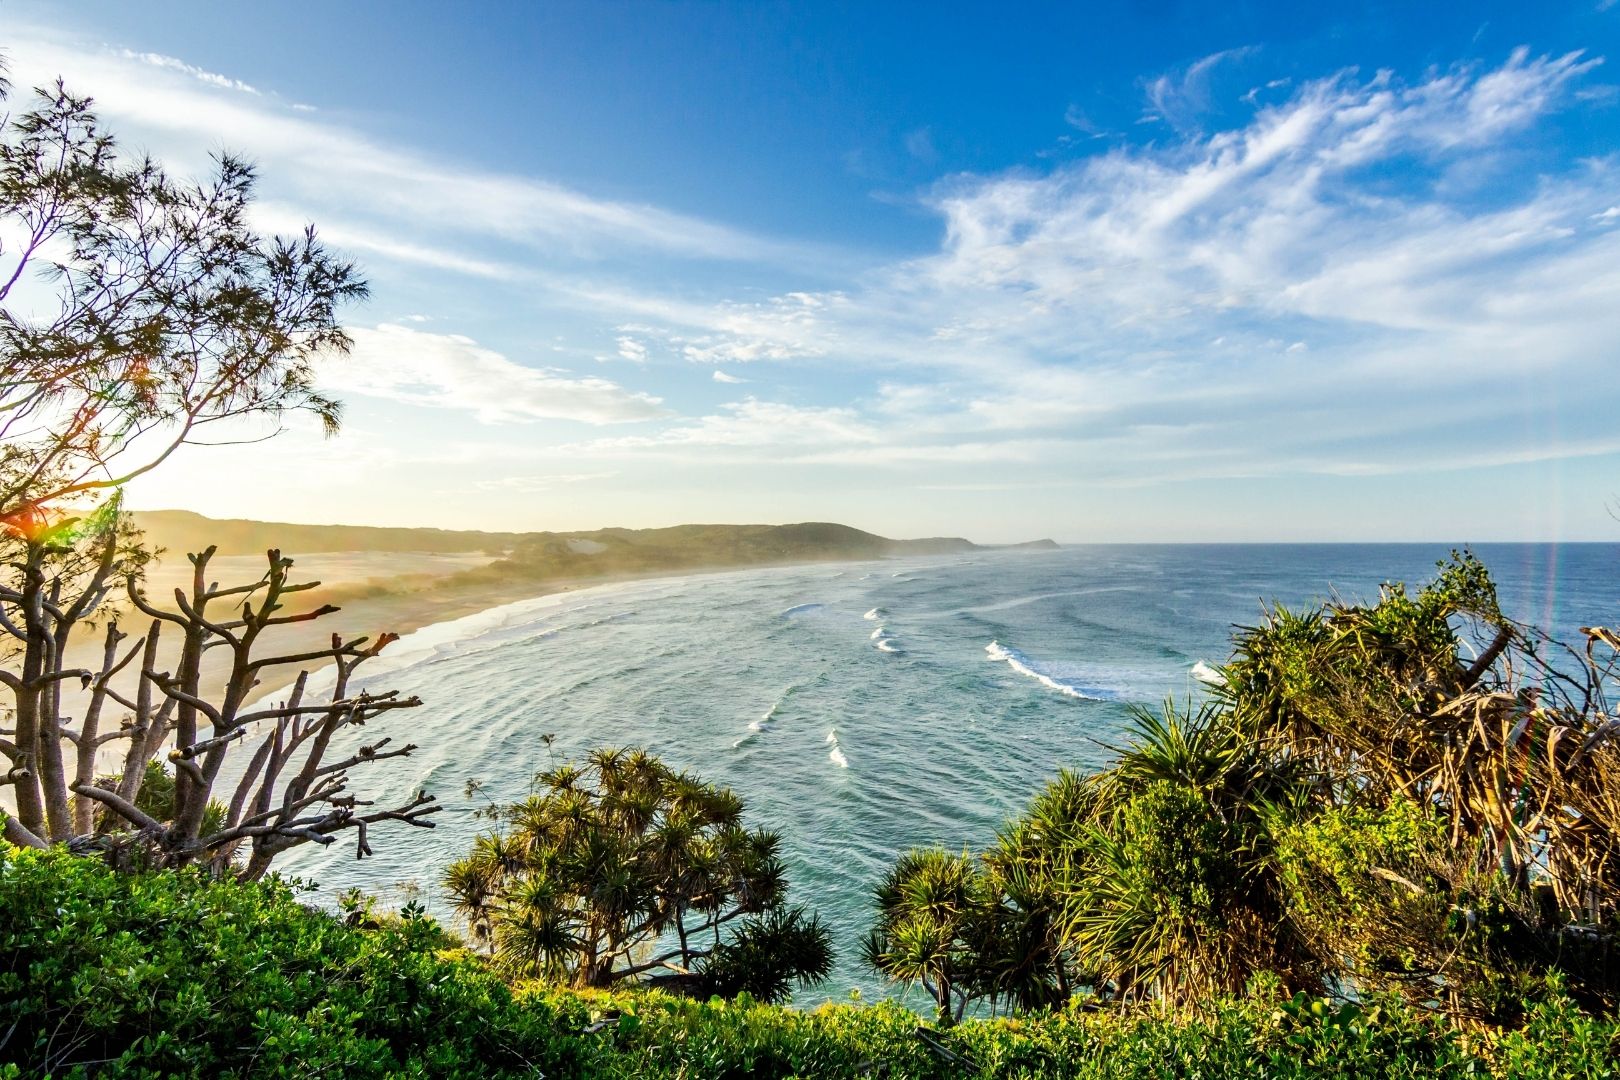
[271,542,1616,1005]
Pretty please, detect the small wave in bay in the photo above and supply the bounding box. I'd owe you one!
[826,728,849,768]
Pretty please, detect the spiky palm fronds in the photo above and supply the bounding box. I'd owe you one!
[442,746,829,999]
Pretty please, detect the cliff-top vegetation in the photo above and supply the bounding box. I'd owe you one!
[3,56,1617,1080]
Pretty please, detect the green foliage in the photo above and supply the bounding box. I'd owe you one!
[1218,551,1620,1019]
[697,905,836,1004]
[522,978,1617,1079]
[444,746,831,1000]
[1118,780,1236,921]
[0,845,587,1078]
[1,75,366,516]
[889,551,1620,1024]
[864,847,990,1024]
[1053,704,1318,1006]
[4,846,1617,1077]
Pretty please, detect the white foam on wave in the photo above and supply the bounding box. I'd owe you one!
[289,587,639,702]
[1191,660,1226,686]
[781,603,825,617]
[869,624,903,654]
[863,607,884,620]
[247,564,737,714]
[748,699,783,732]
[580,610,637,629]
[826,728,849,768]
[732,681,805,749]
[985,640,1111,701]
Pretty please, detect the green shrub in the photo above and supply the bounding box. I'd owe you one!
[0,845,592,1078]
[4,845,1618,1077]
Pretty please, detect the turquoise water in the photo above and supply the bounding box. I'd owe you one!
[271,543,1616,1003]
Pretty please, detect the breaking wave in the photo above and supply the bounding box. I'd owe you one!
[826,728,849,768]
[871,628,902,653]
[985,640,1114,701]
[731,678,820,748]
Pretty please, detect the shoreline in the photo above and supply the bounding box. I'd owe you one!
[242,553,962,706]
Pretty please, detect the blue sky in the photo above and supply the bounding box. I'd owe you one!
[6,1,1620,541]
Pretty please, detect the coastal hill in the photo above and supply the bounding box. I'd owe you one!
[131,511,1058,577]
[464,521,1057,584]
[132,509,525,557]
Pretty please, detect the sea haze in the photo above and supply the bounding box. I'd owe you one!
[265,543,1616,1004]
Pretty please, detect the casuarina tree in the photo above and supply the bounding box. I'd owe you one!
[1,64,436,875]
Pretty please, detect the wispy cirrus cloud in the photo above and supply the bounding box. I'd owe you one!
[117,49,261,94]
[5,26,819,268]
[542,48,1619,488]
[1141,45,1259,130]
[325,324,669,425]
[567,399,879,457]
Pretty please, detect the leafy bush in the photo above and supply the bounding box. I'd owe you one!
[0,845,589,1078]
[6,810,1620,1077]
[870,554,1620,1023]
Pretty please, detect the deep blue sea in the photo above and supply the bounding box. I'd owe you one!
[275,543,1617,1004]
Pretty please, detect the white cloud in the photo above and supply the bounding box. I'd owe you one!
[1063,105,1102,134]
[1142,46,1259,131]
[675,291,845,364]
[21,23,1619,506]
[555,48,1620,483]
[6,28,813,268]
[117,49,260,94]
[904,127,938,162]
[324,324,669,424]
[249,204,523,279]
[569,399,878,457]
[891,46,1615,395]
[473,472,618,493]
